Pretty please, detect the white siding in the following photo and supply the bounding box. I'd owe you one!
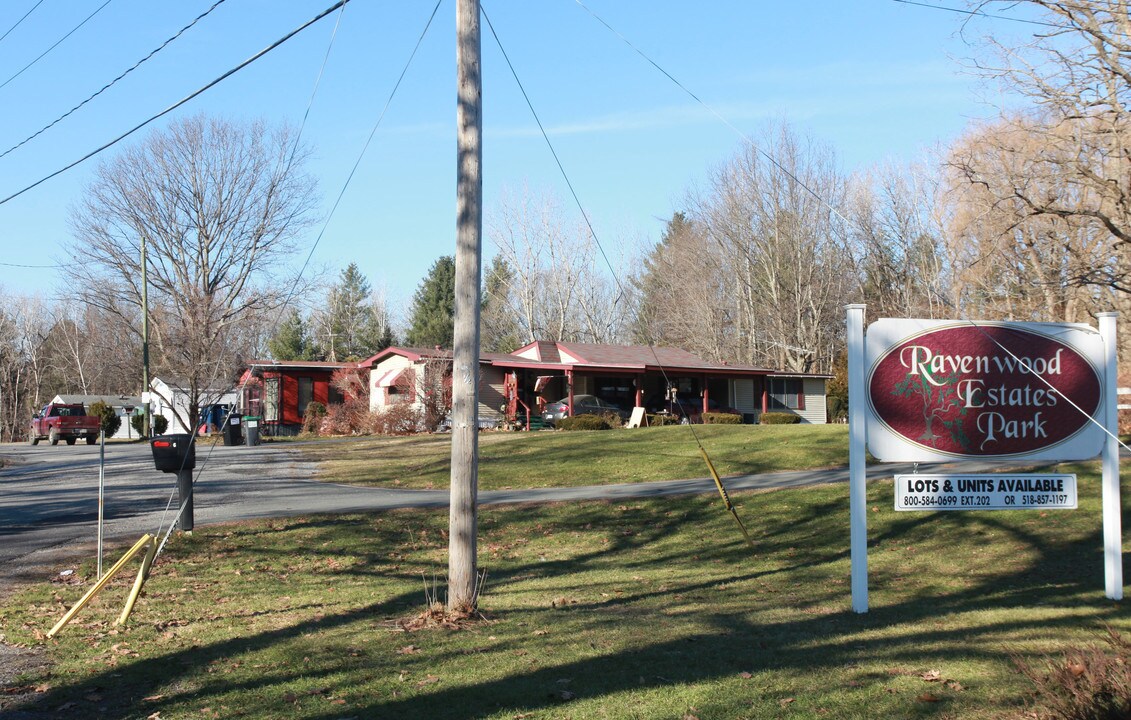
[731,379,756,413]
[796,378,827,424]
[369,356,414,412]
[479,367,505,425]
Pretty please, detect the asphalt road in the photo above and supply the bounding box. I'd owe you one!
[0,439,1023,586]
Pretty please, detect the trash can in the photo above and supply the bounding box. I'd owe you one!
[223,414,243,446]
[244,416,261,446]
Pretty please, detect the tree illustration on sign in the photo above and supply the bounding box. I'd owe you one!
[891,368,971,451]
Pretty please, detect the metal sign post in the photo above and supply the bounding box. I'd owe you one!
[1098,312,1122,600]
[846,304,868,613]
[98,429,105,580]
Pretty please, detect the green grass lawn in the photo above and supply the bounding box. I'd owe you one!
[299,424,851,490]
[2,461,1126,719]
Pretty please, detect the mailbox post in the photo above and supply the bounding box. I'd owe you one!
[150,434,197,532]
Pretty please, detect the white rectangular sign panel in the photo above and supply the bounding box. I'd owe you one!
[866,318,1106,462]
[895,473,1077,511]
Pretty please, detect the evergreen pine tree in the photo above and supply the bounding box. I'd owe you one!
[481,255,521,352]
[268,309,318,360]
[322,263,393,360]
[405,256,456,348]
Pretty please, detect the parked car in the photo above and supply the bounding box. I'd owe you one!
[29,403,101,446]
[543,394,628,426]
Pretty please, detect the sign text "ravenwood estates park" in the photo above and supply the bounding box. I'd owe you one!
[866,320,1105,463]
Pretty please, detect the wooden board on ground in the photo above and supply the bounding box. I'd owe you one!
[627,407,647,428]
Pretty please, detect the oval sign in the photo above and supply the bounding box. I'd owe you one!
[868,324,1101,458]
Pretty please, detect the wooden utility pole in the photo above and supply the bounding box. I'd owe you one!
[449,0,482,612]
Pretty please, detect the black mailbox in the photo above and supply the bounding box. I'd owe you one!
[151,433,196,472]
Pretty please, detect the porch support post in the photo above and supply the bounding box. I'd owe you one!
[566,369,574,415]
[702,374,708,414]
[634,376,643,408]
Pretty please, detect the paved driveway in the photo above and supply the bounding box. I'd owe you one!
[0,439,1026,586]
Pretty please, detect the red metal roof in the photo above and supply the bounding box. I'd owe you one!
[355,342,814,379]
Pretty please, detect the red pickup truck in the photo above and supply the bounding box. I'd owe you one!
[29,403,102,446]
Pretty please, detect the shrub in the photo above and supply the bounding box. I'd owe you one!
[761,412,801,425]
[827,395,847,423]
[301,401,327,435]
[557,414,613,431]
[647,414,682,427]
[372,403,421,435]
[599,411,625,428]
[1014,627,1131,720]
[130,413,168,438]
[703,411,742,424]
[88,401,121,437]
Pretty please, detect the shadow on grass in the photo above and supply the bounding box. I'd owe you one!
[8,488,1125,719]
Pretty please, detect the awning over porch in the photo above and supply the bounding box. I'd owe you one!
[374,367,407,388]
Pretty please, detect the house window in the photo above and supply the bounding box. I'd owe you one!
[264,378,280,422]
[298,377,313,417]
[768,378,805,411]
[328,384,344,406]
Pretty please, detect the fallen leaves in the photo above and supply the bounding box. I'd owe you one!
[416,674,441,688]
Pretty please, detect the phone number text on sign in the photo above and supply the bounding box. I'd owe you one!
[894,474,1077,511]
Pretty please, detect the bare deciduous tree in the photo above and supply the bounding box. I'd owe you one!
[848,161,950,319]
[961,1,1131,245]
[65,114,319,429]
[488,187,627,345]
[696,124,854,372]
[943,119,1126,322]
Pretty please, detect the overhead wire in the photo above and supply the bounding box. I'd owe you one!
[891,0,1066,28]
[282,0,443,305]
[154,0,444,551]
[0,260,62,268]
[0,0,351,207]
[0,0,46,46]
[573,0,1131,458]
[0,0,114,92]
[153,0,350,549]
[0,0,231,161]
[480,4,754,546]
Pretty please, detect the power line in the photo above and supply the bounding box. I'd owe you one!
[0,0,351,207]
[0,260,62,269]
[573,0,856,232]
[154,0,442,550]
[0,0,46,46]
[282,0,443,307]
[479,6,621,305]
[573,0,1128,459]
[0,0,114,92]
[0,0,231,161]
[891,0,1065,28]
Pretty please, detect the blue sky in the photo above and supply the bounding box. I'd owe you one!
[0,0,1023,317]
